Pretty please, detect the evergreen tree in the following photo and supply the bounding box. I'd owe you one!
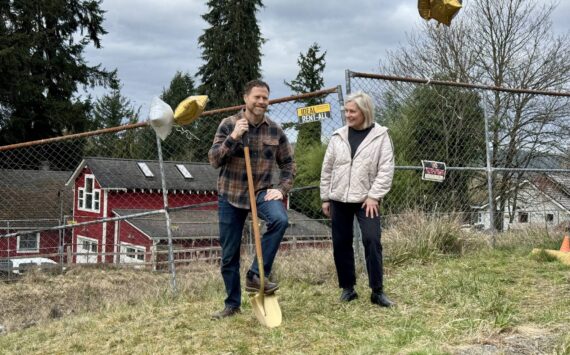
[284,43,327,148]
[285,43,327,217]
[92,83,138,129]
[161,71,196,109]
[159,71,197,161]
[0,0,116,143]
[290,144,327,219]
[0,0,116,169]
[197,0,264,108]
[382,84,485,214]
[194,0,264,162]
[85,82,140,159]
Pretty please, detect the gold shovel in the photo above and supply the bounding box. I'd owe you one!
[243,141,282,328]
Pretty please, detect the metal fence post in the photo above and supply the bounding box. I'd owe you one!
[483,104,497,246]
[336,85,346,126]
[345,70,352,95]
[155,134,177,293]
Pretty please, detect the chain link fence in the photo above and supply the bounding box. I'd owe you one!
[347,71,570,244]
[3,72,569,288]
[0,87,344,285]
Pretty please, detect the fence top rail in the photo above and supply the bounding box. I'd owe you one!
[347,71,570,98]
[0,87,339,152]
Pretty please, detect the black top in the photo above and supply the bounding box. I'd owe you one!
[348,125,373,159]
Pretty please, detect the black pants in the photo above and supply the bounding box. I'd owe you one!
[330,200,384,291]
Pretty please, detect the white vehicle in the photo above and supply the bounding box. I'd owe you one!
[0,257,58,275]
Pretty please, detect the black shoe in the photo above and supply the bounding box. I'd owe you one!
[245,273,279,294]
[371,292,394,307]
[211,306,241,319]
[340,288,358,302]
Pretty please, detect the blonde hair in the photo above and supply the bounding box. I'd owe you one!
[345,91,375,128]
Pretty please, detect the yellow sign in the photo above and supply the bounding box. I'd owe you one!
[296,103,331,124]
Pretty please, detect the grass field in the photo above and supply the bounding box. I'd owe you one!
[1,215,569,354]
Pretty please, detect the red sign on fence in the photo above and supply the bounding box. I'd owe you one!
[421,160,446,182]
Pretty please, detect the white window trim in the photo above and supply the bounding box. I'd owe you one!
[77,236,99,253]
[17,232,40,253]
[78,174,101,213]
[78,188,85,209]
[120,243,146,263]
[77,235,99,264]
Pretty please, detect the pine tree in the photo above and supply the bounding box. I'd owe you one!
[161,71,196,109]
[285,43,327,217]
[197,0,264,108]
[159,71,197,161]
[0,0,116,144]
[193,0,265,162]
[92,83,138,129]
[0,0,116,170]
[284,43,327,148]
[86,82,140,159]
[383,84,485,214]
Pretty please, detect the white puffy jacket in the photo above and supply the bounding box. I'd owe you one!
[320,123,394,203]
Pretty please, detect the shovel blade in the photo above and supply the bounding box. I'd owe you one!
[251,293,282,328]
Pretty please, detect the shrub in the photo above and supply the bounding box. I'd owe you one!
[382,210,474,264]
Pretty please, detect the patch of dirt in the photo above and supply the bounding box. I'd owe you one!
[453,326,562,355]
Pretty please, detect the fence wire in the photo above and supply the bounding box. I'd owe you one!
[3,73,570,288]
[0,88,343,284]
[347,71,570,242]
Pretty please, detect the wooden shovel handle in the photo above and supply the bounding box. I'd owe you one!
[244,145,265,299]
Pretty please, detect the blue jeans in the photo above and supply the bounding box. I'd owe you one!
[218,190,289,308]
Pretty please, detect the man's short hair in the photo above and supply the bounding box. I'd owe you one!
[244,79,270,95]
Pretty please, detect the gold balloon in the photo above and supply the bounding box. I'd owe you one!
[418,0,462,26]
[173,95,209,126]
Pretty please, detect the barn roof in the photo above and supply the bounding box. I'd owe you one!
[0,169,73,229]
[113,208,331,241]
[66,157,219,192]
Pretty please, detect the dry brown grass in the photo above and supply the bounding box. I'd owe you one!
[1,245,569,354]
[1,213,569,354]
[0,263,221,333]
[0,250,337,335]
[383,210,488,264]
[495,226,564,250]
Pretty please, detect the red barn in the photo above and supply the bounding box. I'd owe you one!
[65,157,219,266]
[65,157,329,269]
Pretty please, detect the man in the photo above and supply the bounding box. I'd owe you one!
[208,80,296,319]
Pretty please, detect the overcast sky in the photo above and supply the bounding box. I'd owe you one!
[83,0,570,117]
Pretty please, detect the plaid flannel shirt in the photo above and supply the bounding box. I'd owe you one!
[208,110,296,209]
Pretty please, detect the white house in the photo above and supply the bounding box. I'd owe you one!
[473,174,570,231]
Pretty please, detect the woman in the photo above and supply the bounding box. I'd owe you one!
[320,91,395,307]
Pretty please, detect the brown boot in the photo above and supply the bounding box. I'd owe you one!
[245,273,279,294]
[211,306,241,319]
